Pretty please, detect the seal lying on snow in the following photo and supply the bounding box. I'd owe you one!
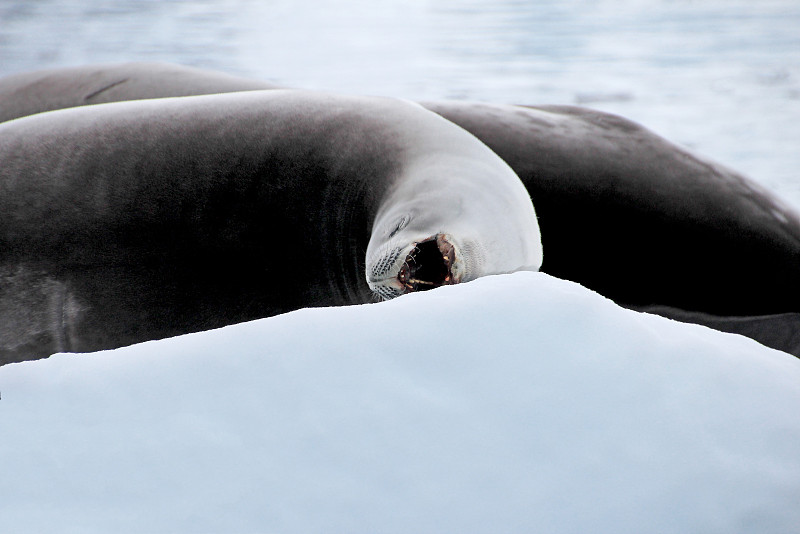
[0,90,541,363]
[1,62,799,358]
[0,62,282,123]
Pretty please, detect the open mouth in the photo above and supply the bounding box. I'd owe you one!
[397,234,457,293]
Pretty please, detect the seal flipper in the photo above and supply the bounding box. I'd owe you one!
[0,267,78,364]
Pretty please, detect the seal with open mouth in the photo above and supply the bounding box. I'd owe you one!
[2,62,799,358]
[2,62,796,316]
[0,89,542,363]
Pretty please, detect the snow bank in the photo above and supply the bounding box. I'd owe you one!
[2,272,799,533]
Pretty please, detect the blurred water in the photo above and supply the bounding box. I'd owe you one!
[1,0,798,207]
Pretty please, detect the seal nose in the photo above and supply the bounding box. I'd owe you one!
[367,247,402,284]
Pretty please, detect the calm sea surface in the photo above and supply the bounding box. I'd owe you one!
[1,0,798,207]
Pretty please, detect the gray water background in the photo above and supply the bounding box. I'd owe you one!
[1,0,798,208]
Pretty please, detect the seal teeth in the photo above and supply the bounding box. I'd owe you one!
[397,234,457,294]
[368,234,458,300]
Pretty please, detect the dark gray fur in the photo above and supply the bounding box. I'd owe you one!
[0,62,279,123]
[0,91,452,362]
[2,63,799,358]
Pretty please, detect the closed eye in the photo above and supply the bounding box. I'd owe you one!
[388,215,410,238]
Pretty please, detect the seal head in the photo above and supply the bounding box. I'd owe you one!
[365,132,543,301]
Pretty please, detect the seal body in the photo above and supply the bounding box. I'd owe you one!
[0,90,541,363]
[0,62,280,123]
[2,62,799,357]
[423,101,800,356]
[2,63,797,314]
[421,101,800,316]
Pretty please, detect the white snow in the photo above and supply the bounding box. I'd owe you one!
[2,272,799,533]
[1,3,799,532]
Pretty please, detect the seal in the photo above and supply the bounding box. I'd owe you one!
[422,101,800,356]
[420,101,800,315]
[0,90,542,364]
[2,63,799,357]
[0,62,280,123]
[2,63,797,314]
